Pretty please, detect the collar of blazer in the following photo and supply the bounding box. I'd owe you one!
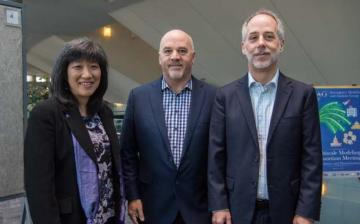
[59,100,119,166]
[267,72,293,147]
[149,76,207,169]
[181,76,207,161]
[62,103,98,162]
[235,72,293,148]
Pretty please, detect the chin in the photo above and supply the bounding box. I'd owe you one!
[81,90,96,97]
[254,63,271,69]
[169,72,184,80]
[252,58,276,69]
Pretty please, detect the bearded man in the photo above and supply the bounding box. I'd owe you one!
[208,9,323,224]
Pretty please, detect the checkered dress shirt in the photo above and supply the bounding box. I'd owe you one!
[249,70,279,199]
[162,78,192,168]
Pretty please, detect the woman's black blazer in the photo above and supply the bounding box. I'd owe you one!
[24,97,122,224]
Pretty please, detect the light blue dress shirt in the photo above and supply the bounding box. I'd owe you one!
[248,70,279,199]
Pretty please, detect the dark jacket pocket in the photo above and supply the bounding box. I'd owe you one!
[282,113,301,119]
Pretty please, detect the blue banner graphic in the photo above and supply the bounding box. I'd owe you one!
[315,86,360,177]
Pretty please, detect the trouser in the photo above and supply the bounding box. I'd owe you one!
[172,212,185,224]
[252,199,271,224]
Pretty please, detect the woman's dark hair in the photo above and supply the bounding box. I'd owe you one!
[51,37,108,116]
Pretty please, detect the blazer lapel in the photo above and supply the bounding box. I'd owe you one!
[149,78,172,156]
[180,78,205,162]
[236,75,259,149]
[63,105,97,162]
[98,106,122,173]
[267,73,293,146]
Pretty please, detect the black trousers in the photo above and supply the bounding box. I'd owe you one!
[252,200,271,224]
[172,212,186,224]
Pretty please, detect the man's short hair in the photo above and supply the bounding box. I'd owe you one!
[241,9,285,42]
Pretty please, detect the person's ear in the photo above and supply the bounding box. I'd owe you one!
[279,40,285,52]
[241,42,246,55]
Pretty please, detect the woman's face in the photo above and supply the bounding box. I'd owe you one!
[67,59,101,104]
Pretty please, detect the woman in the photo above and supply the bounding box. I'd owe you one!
[24,38,125,224]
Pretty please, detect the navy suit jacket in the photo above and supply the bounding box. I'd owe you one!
[208,73,322,224]
[121,77,216,224]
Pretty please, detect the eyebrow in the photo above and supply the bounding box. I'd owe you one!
[248,31,276,36]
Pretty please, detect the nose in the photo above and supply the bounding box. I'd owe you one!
[82,65,92,78]
[257,36,265,47]
[170,50,180,60]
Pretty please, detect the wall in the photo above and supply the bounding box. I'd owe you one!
[0,2,24,197]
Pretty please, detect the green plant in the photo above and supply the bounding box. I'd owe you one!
[27,82,50,112]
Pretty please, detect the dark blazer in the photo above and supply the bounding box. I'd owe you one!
[24,97,122,224]
[121,77,216,224]
[208,73,322,224]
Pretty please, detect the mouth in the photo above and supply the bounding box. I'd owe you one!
[79,81,94,88]
[168,64,183,71]
[169,64,182,68]
[254,52,270,57]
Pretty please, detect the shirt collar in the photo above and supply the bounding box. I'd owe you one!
[248,69,279,89]
[161,77,193,92]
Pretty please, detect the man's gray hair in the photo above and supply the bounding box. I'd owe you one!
[241,9,285,42]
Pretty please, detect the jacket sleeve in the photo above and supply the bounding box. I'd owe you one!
[296,88,323,221]
[120,90,141,201]
[24,102,61,224]
[208,88,229,211]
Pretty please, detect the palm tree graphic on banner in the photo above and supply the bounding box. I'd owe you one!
[319,102,353,147]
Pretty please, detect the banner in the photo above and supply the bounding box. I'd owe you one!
[315,86,360,177]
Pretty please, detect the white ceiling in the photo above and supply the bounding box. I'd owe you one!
[25,0,360,104]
